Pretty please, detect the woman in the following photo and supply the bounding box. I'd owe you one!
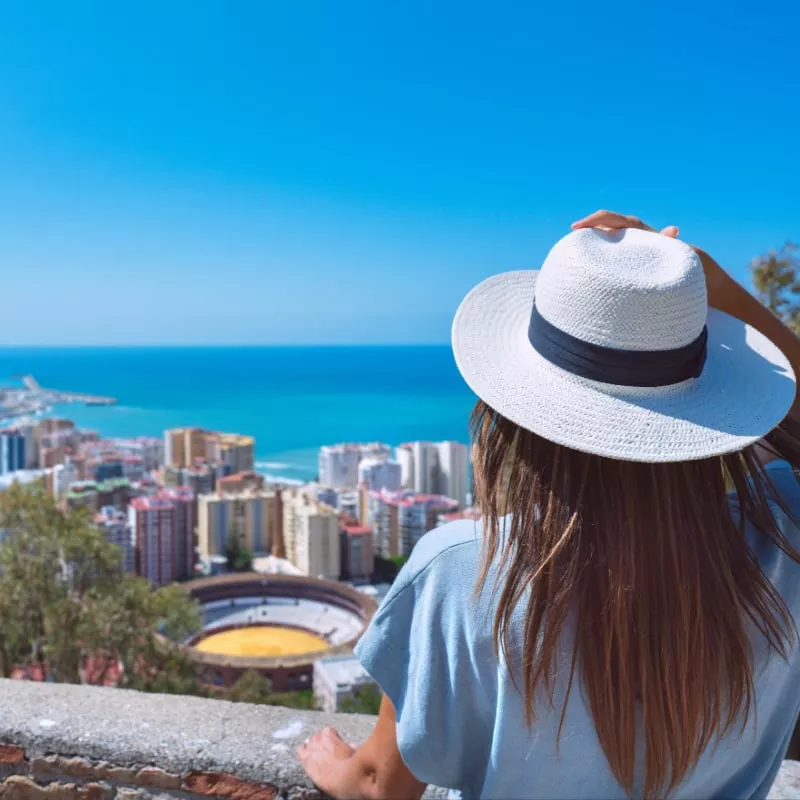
[297,211,800,799]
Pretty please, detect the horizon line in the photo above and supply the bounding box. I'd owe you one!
[0,342,452,349]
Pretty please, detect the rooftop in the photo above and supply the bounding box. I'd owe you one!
[252,555,303,576]
[320,442,390,454]
[130,496,174,511]
[161,486,195,500]
[0,469,47,490]
[315,653,372,688]
[198,488,277,503]
[342,523,372,536]
[0,680,794,800]
[292,499,338,518]
[358,456,398,468]
[218,471,262,484]
[113,436,162,446]
[186,464,215,475]
[213,433,255,447]
[373,489,459,509]
[96,477,132,492]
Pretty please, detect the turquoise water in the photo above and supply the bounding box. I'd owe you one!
[0,347,475,481]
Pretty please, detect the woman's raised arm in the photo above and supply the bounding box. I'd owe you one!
[572,210,800,417]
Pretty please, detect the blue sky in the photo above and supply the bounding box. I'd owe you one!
[0,1,797,345]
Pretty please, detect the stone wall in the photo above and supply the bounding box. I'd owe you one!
[0,679,383,800]
[0,679,796,799]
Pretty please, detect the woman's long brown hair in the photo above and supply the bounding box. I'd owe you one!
[471,400,800,797]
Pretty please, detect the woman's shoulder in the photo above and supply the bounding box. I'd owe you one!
[735,460,800,539]
[763,459,800,512]
[410,517,484,567]
[384,518,485,606]
[735,460,800,591]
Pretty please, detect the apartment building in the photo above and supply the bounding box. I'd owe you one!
[368,490,459,558]
[197,488,281,559]
[96,506,135,574]
[128,495,177,585]
[395,440,469,507]
[357,457,402,491]
[282,489,340,579]
[339,521,374,581]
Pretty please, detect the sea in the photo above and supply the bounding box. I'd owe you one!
[0,347,476,483]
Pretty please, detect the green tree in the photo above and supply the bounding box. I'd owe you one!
[0,483,203,691]
[0,589,25,678]
[339,684,382,715]
[229,669,274,704]
[751,242,800,333]
[225,526,253,572]
[264,689,316,709]
[372,555,401,583]
[235,548,253,572]
[226,670,316,708]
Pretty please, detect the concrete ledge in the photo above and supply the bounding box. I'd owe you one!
[0,679,795,799]
[0,679,384,800]
[772,761,800,800]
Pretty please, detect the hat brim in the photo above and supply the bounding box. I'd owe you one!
[452,270,797,462]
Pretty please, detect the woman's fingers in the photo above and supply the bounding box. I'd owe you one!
[571,210,653,231]
[571,211,679,238]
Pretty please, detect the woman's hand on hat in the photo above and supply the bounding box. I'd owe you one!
[570,209,731,302]
[571,210,679,239]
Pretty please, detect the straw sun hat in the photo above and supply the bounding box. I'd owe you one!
[452,228,796,462]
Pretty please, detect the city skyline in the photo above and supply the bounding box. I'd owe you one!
[0,412,474,580]
[1,3,798,345]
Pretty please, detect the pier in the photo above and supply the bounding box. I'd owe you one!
[0,375,117,421]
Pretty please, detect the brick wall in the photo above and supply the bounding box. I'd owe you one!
[0,746,280,800]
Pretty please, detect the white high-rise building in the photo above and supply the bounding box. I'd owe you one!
[395,445,414,488]
[414,442,441,494]
[395,440,469,507]
[282,489,340,579]
[49,462,78,500]
[318,445,360,489]
[358,457,402,492]
[318,443,393,489]
[313,654,377,712]
[359,443,392,461]
[113,437,165,472]
[436,441,469,508]
[396,441,440,494]
[196,488,280,559]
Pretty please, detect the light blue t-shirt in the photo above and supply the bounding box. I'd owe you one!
[355,461,800,799]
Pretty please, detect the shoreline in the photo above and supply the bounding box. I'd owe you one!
[0,350,473,485]
[256,471,307,487]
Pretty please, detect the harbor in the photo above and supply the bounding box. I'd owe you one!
[0,374,116,421]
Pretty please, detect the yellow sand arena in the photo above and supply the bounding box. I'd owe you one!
[194,626,329,657]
